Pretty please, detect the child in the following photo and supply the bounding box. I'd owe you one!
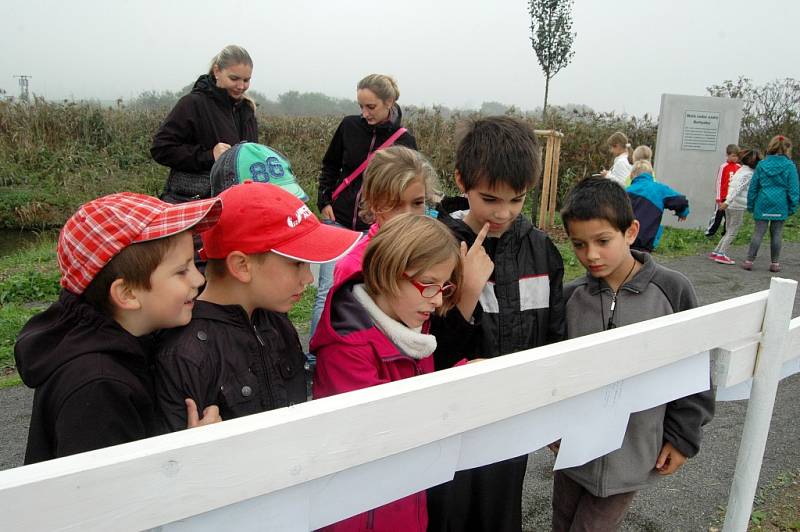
[312,214,463,532]
[554,176,714,531]
[428,116,566,532]
[627,160,690,252]
[705,144,741,237]
[742,135,799,272]
[154,182,361,430]
[710,148,763,265]
[14,192,224,464]
[632,144,652,164]
[600,131,633,187]
[333,145,439,285]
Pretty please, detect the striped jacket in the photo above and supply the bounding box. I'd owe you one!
[436,197,565,361]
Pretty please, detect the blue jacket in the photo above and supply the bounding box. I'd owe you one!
[747,155,799,221]
[627,173,690,252]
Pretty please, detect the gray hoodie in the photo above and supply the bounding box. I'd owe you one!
[562,251,715,496]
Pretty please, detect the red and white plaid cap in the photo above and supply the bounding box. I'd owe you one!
[58,192,223,294]
[200,182,361,263]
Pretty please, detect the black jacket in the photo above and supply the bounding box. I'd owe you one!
[151,74,259,201]
[436,196,566,361]
[155,301,307,432]
[14,290,160,464]
[317,107,417,231]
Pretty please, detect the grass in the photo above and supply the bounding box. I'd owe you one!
[711,470,800,531]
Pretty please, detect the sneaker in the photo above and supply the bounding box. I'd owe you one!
[770,263,781,272]
[741,260,753,271]
[707,252,721,260]
[714,255,735,265]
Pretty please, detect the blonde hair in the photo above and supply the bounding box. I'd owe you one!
[360,146,441,223]
[607,131,632,162]
[632,145,652,163]
[766,135,792,157]
[362,214,462,315]
[209,45,255,110]
[357,74,400,103]
[630,160,653,179]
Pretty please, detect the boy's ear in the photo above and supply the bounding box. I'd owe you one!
[624,220,640,245]
[108,278,142,312]
[224,251,254,283]
[454,170,466,193]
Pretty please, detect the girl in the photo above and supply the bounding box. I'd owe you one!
[333,145,440,285]
[710,148,763,265]
[152,45,258,203]
[311,214,463,532]
[311,74,417,337]
[600,131,633,187]
[742,135,799,272]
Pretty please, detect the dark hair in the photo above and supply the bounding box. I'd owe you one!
[726,144,740,156]
[82,235,180,314]
[455,116,542,193]
[738,148,763,169]
[560,177,635,234]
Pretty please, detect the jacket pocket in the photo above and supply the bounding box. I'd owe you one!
[220,369,260,416]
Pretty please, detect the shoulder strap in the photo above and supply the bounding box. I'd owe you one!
[331,128,408,201]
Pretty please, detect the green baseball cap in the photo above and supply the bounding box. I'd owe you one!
[210,142,309,202]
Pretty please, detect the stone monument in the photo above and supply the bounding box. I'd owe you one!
[654,94,744,229]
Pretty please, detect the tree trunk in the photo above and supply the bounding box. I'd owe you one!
[543,75,551,122]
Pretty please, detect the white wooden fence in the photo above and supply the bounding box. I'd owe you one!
[0,277,797,532]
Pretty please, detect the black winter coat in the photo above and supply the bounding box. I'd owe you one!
[15,291,160,464]
[154,301,307,432]
[436,196,566,361]
[151,74,258,201]
[317,106,416,231]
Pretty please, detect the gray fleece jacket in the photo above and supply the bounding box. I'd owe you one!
[562,250,715,497]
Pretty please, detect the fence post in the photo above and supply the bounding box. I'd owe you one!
[722,277,797,531]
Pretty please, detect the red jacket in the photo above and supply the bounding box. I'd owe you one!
[716,161,741,202]
[311,275,434,532]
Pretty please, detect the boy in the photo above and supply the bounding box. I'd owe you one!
[428,116,566,532]
[705,143,741,237]
[15,192,223,464]
[155,182,361,430]
[627,159,690,252]
[554,176,714,531]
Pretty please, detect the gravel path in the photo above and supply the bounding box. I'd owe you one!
[1,243,798,530]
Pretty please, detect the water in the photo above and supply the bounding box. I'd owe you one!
[0,229,51,258]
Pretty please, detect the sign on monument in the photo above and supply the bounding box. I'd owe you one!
[681,110,720,151]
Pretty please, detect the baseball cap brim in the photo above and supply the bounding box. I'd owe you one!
[136,197,223,242]
[271,223,362,264]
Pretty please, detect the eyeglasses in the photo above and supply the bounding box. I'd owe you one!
[402,273,455,298]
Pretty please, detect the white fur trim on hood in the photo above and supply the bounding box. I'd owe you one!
[352,284,436,359]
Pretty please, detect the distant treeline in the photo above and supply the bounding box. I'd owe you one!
[0,78,796,229]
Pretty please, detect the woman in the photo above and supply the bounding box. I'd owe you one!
[310,74,417,337]
[151,45,258,203]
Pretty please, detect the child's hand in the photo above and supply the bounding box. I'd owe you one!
[212,142,232,160]
[600,169,608,177]
[466,358,487,364]
[677,216,686,222]
[547,440,561,455]
[719,202,728,211]
[655,442,686,475]
[460,223,494,298]
[185,398,222,428]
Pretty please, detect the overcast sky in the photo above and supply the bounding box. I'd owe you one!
[2,0,797,116]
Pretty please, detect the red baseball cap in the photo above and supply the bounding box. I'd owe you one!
[58,193,223,294]
[200,182,361,263]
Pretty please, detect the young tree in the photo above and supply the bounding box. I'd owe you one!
[529,0,576,120]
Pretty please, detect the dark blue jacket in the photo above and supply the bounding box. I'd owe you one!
[627,173,690,252]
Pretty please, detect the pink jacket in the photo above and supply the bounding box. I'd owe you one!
[333,223,380,287]
[311,273,434,532]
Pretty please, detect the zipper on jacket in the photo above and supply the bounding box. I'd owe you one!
[252,323,277,410]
